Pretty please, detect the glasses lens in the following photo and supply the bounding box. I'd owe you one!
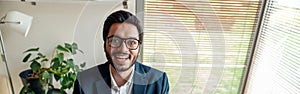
[107,37,140,50]
[108,37,122,47]
[125,39,139,49]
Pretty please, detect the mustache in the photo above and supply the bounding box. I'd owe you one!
[112,52,130,55]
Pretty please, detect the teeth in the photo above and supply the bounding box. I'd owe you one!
[115,55,129,59]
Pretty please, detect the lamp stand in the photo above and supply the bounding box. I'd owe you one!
[0,29,15,94]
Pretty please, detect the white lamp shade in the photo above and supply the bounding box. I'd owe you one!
[4,11,33,37]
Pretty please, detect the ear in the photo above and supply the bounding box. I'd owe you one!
[103,42,107,52]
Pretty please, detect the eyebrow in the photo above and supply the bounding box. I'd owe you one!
[107,35,138,39]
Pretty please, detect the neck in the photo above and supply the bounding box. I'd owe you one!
[110,64,134,87]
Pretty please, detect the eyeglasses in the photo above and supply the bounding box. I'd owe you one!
[107,36,141,50]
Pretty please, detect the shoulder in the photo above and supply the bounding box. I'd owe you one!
[77,66,99,84]
[77,62,109,82]
[135,62,164,74]
[75,62,111,94]
[78,66,98,76]
[135,62,168,83]
[79,62,109,75]
[134,62,170,93]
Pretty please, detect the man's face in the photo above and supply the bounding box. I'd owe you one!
[105,23,140,72]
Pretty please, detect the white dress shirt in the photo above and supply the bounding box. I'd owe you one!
[109,65,135,94]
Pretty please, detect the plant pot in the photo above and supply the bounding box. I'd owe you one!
[28,78,44,94]
[48,88,65,94]
[19,69,32,85]
[19,69,60,94]
[19,69,43,93]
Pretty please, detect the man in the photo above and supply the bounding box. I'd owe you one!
[73,10,169,94]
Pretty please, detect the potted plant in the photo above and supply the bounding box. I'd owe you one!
[19,42,85,94]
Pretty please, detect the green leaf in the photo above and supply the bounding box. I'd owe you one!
[42,71,51,79]
[67,59,74,68]
[41,58,48,62]
[56,45,69,52]
[80,62,86,68]
[61,77,73,89]
[61,66,70,74]
[72,42,78,50]
[52,61,60,69]
[65,43,72,49]
[61,61,66,64]
[37,53,46,58]
[51,57,58,64]
[57,53,64,63]
[54,73,61,81]
[64,43,72,52]
[62,91,67,94]
[39,73,45,83]
[23,47,39,53]
[30,61,41,72]
[71,43,78,55]
[51,58,60,69]
[60,90,67,94]
[29,91,35,94]
[22,53,31,62]
[44,83,49,94]
[20,83,30,94]
[78,49,84,54]
[74,65,80,72]
[32,56,41,61]
[71,48,76,55]
[70,72,77,81]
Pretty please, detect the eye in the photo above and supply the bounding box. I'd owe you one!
[126,39,138,46]
[110,38,121,44]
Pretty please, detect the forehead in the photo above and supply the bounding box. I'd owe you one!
[108,23,139,39]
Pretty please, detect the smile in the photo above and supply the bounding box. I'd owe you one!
[115,55,129,59]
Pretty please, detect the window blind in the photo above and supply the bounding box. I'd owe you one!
[246,0,300,93]
[142,0,262,93]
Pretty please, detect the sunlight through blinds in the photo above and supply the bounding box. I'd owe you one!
[246,0,300,93]
[142,0,262,93]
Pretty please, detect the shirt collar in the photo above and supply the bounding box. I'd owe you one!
[109,64,135,87]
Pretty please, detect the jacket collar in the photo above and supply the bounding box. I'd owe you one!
[97,61,148,94]
[133,62,147,94]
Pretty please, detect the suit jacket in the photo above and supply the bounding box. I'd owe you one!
[73,61,169,94]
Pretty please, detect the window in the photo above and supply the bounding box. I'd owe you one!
[245,0,300,93]
[142,0,262,93]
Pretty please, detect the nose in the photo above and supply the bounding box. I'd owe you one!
[118,40,129,51]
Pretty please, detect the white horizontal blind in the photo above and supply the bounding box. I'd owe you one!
[246,0,300,93]
[142,0,261,93]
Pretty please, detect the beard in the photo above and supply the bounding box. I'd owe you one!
[104,50,138,72]
[104,43,141,72]
[111,61,135,72]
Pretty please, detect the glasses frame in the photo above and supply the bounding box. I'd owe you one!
[106,36,142,50]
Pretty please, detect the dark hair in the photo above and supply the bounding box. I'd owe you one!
[102,10,143,42]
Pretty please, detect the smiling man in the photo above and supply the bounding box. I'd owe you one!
[74,10,169,94]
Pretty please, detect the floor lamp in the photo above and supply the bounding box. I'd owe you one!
[0,11,33,94]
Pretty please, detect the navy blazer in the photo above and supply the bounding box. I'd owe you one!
[73,61,169,94]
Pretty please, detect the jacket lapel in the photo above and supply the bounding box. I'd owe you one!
[95,62,112,94]
[95,79,111,94]
[133,62,148,94]
[96,61,148,94]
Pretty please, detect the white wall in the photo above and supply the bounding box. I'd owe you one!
[0,0,135,93]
